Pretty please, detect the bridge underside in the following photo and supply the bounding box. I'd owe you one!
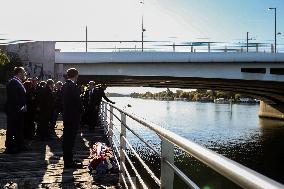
[77,75,284,104]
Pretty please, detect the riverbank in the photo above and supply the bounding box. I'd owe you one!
[131,96,260,104]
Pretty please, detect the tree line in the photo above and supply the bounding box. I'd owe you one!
[130,89,251,102]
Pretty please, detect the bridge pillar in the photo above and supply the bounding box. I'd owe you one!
[259,101,284,120]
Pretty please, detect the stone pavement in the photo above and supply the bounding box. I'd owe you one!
[0,117,120,189]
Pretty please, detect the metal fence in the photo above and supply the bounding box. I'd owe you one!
[100,101,284,189]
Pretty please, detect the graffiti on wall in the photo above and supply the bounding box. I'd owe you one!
[24,62,52,80]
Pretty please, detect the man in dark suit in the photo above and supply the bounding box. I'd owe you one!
[90,84,115,128]
[62,68,83,168]
[4,67,27,153]
[37,79,54,140]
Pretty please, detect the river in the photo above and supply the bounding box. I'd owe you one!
[109,97,284,189]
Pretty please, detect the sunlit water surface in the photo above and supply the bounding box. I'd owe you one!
[109,97,284,189]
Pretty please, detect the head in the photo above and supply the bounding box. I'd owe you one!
[66,68,79,82]
[80,85,86,92]
[31,77,39,87]
[56,81,63,90]
[39,81,47,88]
[14,67,27,81]
[23,80,33,91]
[46,79,54,87]
[101,84,107,90]
[88,81,95,90]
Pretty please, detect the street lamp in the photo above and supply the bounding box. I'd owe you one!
[140,0,146,52]
[268,8,277,53]
[246,32,255,52]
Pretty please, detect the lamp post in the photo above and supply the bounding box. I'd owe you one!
[85,25,88,52]
[140,0,146,52]
[247,32,249,52]
[246,32,256,52]
[268,8,277,53]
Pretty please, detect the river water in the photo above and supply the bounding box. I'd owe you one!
[109,97,284,189]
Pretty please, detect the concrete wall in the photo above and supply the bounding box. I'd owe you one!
[259,101,284,120]
[5,41,56,80]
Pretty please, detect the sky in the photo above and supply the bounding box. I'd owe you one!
[1,0,284,93]
[1,0,283,45]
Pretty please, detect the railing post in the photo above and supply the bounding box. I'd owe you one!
[100,102,104,124]
[160,138,174,189]
[119,112,126,184]
[104,102,108,128]
[108,106,114,144]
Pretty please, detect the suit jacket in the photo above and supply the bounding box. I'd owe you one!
[62,80,83,121]
[5,77,26,115]
[91,88,112,106]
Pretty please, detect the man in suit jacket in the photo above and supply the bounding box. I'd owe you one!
[90,84,115,128]
[4,67,27,153]
[62,68,83,168]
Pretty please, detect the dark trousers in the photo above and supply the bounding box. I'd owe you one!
[88,106,99,129]
[24,111,35,139]
[37,112,51,139]
[62,118,79,164]
[5,112,25,151]
[51,109,60,128]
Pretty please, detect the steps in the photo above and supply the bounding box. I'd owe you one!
[0,121,120,189]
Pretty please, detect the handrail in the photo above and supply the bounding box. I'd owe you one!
[104,102,284,189]
[107,108,161,157]
[165,160,199,189]
[122,136,161,186]
[122,149,149,189]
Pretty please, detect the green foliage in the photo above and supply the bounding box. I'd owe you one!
[0,51,23,83]
[0,50,10,66]
[130,89,255,102]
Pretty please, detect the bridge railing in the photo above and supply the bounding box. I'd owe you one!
[55,40,284,53]
[100,101,284,189]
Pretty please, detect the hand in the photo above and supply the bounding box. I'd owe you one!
[21,105,27,112]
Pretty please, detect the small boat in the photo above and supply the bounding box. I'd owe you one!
[214,98,230,104]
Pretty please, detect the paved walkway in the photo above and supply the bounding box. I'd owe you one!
[0,115,120,189]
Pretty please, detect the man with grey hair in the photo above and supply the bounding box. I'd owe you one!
[4,67,27,153]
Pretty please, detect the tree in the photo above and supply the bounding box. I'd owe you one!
[0,50,10,66]
[0,51,23,83]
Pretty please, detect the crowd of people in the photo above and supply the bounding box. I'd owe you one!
[4,66,115,168]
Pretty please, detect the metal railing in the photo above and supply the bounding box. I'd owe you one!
[99,101,284,189]
[54,40,284,53]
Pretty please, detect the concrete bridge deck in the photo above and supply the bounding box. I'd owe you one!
[0,119,119,189]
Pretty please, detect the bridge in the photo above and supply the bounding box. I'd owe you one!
[55,52,284,101]
[55,51,284,119]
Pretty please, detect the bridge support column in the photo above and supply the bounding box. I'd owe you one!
[259,101,284,120]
